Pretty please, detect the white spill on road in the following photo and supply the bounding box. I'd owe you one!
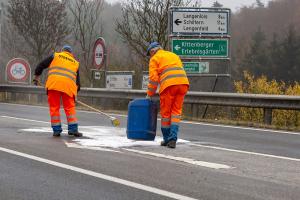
[19,126,189,148]
[75,126,190,148]
[19,125,232,169]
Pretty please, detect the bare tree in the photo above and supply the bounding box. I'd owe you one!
[7,0,69,63]
[69,0,104,84]
[115,0,192,65]
[2,15,26,59]
[212,1,223,8]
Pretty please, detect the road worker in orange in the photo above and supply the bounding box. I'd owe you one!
[146,42,189,148]
[33,45,82,137]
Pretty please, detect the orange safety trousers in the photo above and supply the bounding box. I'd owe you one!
[48,90,77,128]
[160,84,188,128]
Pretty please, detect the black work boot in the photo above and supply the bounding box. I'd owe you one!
[68,131,83,137]
[53,132,61,137]
[167,140,176,148]
[160,141,168,146]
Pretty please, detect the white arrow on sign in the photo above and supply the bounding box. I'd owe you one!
[171,10,229,35]
[175,45,181,51]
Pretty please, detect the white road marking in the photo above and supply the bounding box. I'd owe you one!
[0,116,68,127]
[1,102,300,136]
[2,115,300,163]
[0,146,198,200]
[180,120,300,136]
[123,148,232,169]
[65,142,121,153]
[19,126,230,169]
[1,115,50,124]
[191,143,300,162]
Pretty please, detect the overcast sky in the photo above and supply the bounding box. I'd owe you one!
[106,0,273,12]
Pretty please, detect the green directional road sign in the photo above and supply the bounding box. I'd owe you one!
[172,38,229,58]
[183,62,209,73]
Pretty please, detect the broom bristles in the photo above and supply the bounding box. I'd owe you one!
[111,118,120,127]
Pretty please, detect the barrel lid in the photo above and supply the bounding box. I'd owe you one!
[129,98,152,106]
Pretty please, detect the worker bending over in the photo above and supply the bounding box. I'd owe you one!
[146,42,189,148]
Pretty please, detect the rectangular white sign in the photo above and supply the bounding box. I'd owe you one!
[171,10,229,35]
[94,71,101,80]
[183,62,209,73]
[106,74,132,89]
[142,74,149,90]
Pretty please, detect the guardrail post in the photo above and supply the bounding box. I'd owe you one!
[264,108,272,125]
[37,94,43,104]
[191,103,198,119]
[11,92,16,101]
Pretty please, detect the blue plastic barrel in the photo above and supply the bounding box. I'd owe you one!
[126,98,158,140]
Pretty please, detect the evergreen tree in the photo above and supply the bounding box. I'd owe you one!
[280,25,300,82]
[256,0,264,8]
[241,26,270,77]
[212,1,223,8]
[268,33,283,80]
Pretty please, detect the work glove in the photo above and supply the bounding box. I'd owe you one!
[146,94,152,100]
[33,76,41,86]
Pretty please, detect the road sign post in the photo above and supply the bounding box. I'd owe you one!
[169,7,231,92]
[93,37,106,70]
[91,37,107,88]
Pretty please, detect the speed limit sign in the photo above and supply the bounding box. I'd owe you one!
[6,58,31,84]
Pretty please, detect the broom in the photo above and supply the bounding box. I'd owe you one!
[34,79,120,127]
[76,100,120,127]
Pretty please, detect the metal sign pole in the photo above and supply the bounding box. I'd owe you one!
[92,37,107,88]
[168,7,231,92]
[0,4,2,66]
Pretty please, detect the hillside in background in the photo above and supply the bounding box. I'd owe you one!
[1,0,299,84]
[231,0,300,81]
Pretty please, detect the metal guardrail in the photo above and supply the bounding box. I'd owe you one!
[0,84,300,124]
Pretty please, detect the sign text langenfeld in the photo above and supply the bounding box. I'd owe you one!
[172,38,229,58]
[171,10,229,35]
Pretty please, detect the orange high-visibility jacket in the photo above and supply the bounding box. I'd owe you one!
[147,49,189,96]
[45,52,79,97]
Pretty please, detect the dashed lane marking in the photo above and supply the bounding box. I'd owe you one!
[190,143,300,162]
[1,115,50,124]
[123,148,232,169]
[0,146,198,200]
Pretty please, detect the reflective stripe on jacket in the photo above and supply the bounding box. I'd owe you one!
[46,52,79,97]
[147,49,189,96]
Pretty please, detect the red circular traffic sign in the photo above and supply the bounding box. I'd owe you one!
[93,37,106,69]
[6,58,31,83]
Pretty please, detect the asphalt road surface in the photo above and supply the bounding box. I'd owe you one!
[0,102,299,200]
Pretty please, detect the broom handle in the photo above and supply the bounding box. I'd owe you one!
[76,100,112,119]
